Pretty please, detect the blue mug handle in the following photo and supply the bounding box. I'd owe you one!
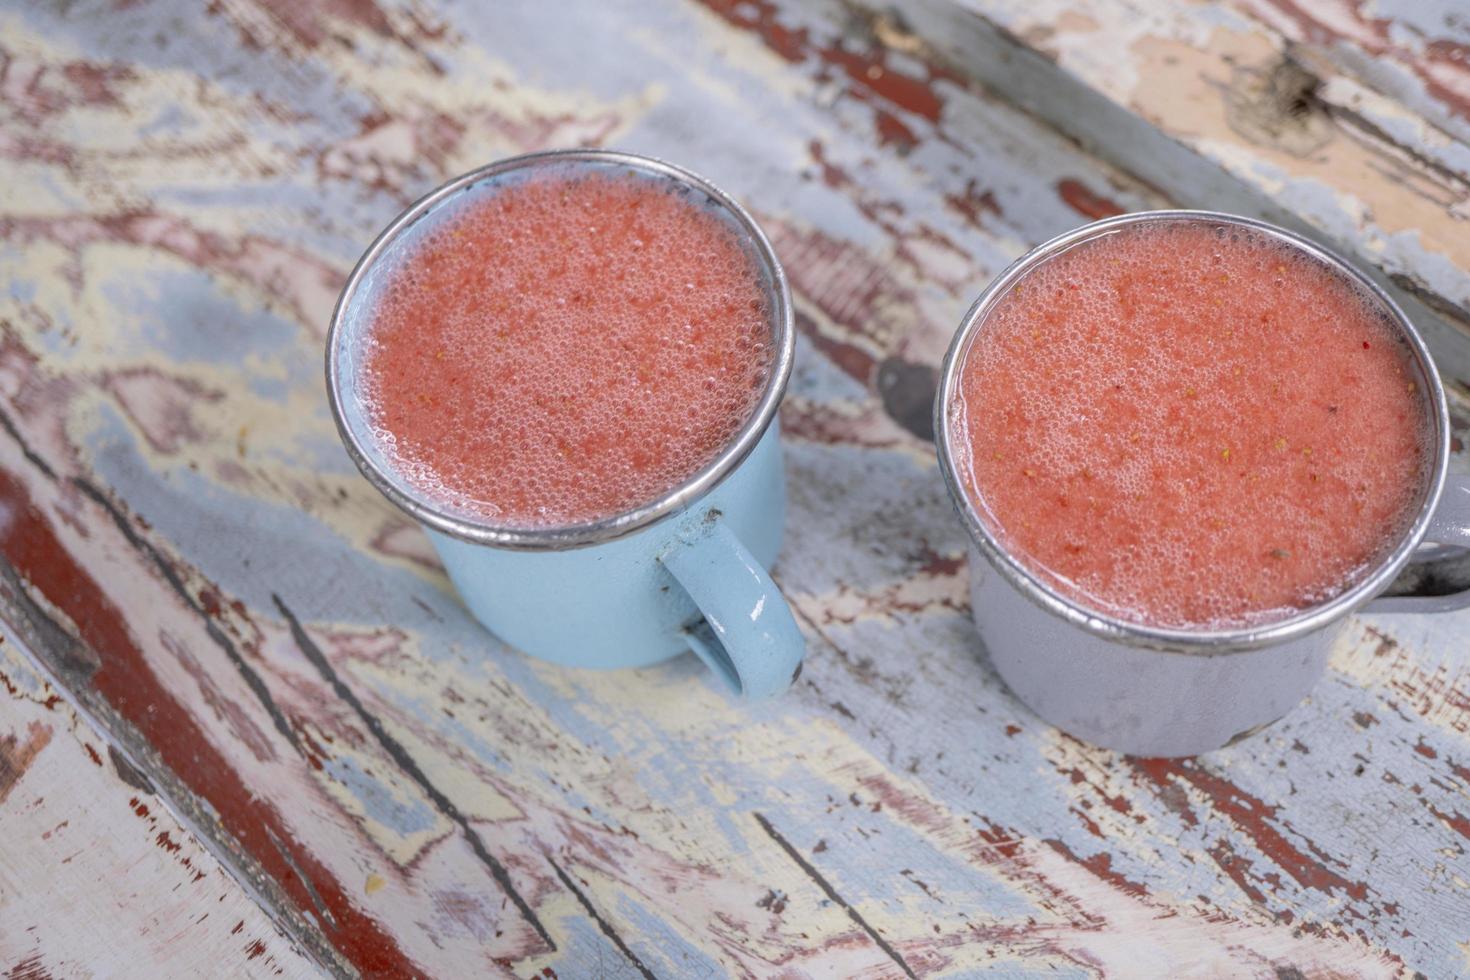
[659,515,806,699]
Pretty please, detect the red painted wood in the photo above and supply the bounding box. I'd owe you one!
[1,1,1467,976]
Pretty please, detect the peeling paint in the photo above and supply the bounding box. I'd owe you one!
[1,0,1466,976]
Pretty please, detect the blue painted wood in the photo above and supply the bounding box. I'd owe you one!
[1,0,1467,976]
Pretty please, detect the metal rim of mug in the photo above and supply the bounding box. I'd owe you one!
[325,148,795,551]
[933,209,1451,654]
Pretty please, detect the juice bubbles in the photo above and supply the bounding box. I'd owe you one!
[951,220,1429,630]
[359,167,773,528]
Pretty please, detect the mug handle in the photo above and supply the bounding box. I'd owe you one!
[1364,474,1470,614]
[658,515,806,699]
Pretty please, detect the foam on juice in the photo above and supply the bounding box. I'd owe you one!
[952,220,1430,630]
[359,166,773,528]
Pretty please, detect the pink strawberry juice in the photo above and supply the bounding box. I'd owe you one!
[359,166,773,528]
[951,220,1430,630]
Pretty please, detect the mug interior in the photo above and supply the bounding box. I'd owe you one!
[935,210,1451,653]
[326,150,794,551]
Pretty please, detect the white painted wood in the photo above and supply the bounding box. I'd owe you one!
[0,642,321,980]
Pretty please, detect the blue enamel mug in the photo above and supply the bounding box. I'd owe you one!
[325,150,806,698]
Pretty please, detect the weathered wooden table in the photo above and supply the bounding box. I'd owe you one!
[3,1,1469,976]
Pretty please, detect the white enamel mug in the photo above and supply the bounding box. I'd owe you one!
[935,211,1470,757]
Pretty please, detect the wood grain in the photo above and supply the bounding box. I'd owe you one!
[0,639,318,978]
[885,0,1470,382]
[1,0,1467,976]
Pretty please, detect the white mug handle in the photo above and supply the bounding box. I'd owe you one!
[1365,475,1470,614]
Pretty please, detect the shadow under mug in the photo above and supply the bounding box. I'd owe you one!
[325,149,806,699]
[935,210,1470,757]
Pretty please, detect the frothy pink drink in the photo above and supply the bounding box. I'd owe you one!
[952,220,1430,629]
[360,167,773,527]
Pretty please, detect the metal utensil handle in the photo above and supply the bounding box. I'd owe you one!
[1366,475,1470,614]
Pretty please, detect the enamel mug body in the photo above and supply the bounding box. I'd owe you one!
[936,211,1470,757]
[326,149,806,699]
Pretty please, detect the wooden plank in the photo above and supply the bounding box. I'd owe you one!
[874,0,1470,384]
[0,638,319,978]
[1,0,1467,976]
[1235,0,1470,146]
